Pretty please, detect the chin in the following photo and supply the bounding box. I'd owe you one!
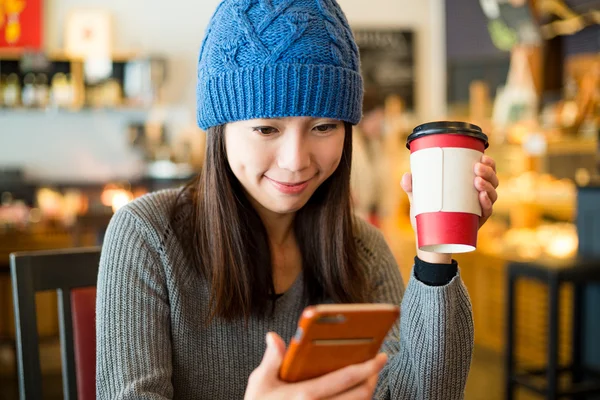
[266,201,307,215]
[260,195,311,214]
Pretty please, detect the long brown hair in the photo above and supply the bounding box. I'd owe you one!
[175,122,367,322]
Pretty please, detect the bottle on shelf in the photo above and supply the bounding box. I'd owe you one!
[50,73,74,109]
[0,74,5,107]
[3,73,21,107]
[22,73,36,108]
[154,126,173,162]
[35,73,50,108]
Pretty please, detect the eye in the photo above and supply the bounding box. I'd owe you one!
[252,126,278,136]
[313,124,338,134]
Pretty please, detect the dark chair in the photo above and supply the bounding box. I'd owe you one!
[504,256,600,400]
[10,247,101,400]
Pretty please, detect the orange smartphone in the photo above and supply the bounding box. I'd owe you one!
[279,303,400,382]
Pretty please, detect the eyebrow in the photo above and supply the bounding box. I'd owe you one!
[250,118,282,123]
[250,117,337,124]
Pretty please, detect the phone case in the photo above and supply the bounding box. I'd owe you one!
[279,303,400,382]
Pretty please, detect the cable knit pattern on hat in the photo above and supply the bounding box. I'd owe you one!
[196,0,364,130]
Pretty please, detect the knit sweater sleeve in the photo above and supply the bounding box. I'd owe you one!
[366,230,474,399]
[96,207,174,399]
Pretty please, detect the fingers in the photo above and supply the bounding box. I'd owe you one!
[476,156,498,228]
[268,332,287,356]
[479,190,493,222]
[401,173,413,203]
[474,162,499,189]
[324,374,379,400]
[480,155,496,173]
[297,353,388,398]
[474,177,498,204]
[259,333,286,378]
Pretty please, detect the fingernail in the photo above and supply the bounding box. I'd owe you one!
[265,332,273,348]
[377,353,388,369]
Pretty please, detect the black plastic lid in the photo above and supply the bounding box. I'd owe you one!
[406,121,489,149]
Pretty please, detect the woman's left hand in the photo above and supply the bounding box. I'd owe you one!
[401,155,499,262]
[472,155,499,228]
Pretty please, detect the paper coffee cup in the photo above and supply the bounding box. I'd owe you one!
[406,121,489,253]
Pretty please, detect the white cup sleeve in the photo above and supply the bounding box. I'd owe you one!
[410,147,482,216]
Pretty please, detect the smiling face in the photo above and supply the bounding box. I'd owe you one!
[224,116,346,217]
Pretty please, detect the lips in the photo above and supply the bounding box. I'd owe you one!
[265,176,312,195]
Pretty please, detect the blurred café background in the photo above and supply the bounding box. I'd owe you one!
[0,0,599,399]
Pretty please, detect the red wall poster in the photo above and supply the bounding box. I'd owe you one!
[0,0,43,49]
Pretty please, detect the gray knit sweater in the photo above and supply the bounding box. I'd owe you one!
[96,189,474,399]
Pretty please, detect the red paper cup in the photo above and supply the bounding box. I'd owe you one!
[406,122,489,253]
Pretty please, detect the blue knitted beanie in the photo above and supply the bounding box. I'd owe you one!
[196,0,363,130]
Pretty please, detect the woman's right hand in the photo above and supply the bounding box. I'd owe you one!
[244,332,387,400]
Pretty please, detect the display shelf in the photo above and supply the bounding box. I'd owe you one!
[0,50,163,110]
[0,106,151,115]
[0,50,140,62]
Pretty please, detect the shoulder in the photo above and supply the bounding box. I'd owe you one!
[117,188,181,229]
[353,216,405,303]
[352,216,398,277]
[353,216,390,262]
[103,188,185,252]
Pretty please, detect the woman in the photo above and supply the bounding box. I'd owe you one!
[96,1,499,399]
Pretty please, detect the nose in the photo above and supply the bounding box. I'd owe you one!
[277,131,311,172]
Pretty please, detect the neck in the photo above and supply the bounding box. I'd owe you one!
[257,207,296,247]
[249,199,302,294]
[243,189,297,246]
